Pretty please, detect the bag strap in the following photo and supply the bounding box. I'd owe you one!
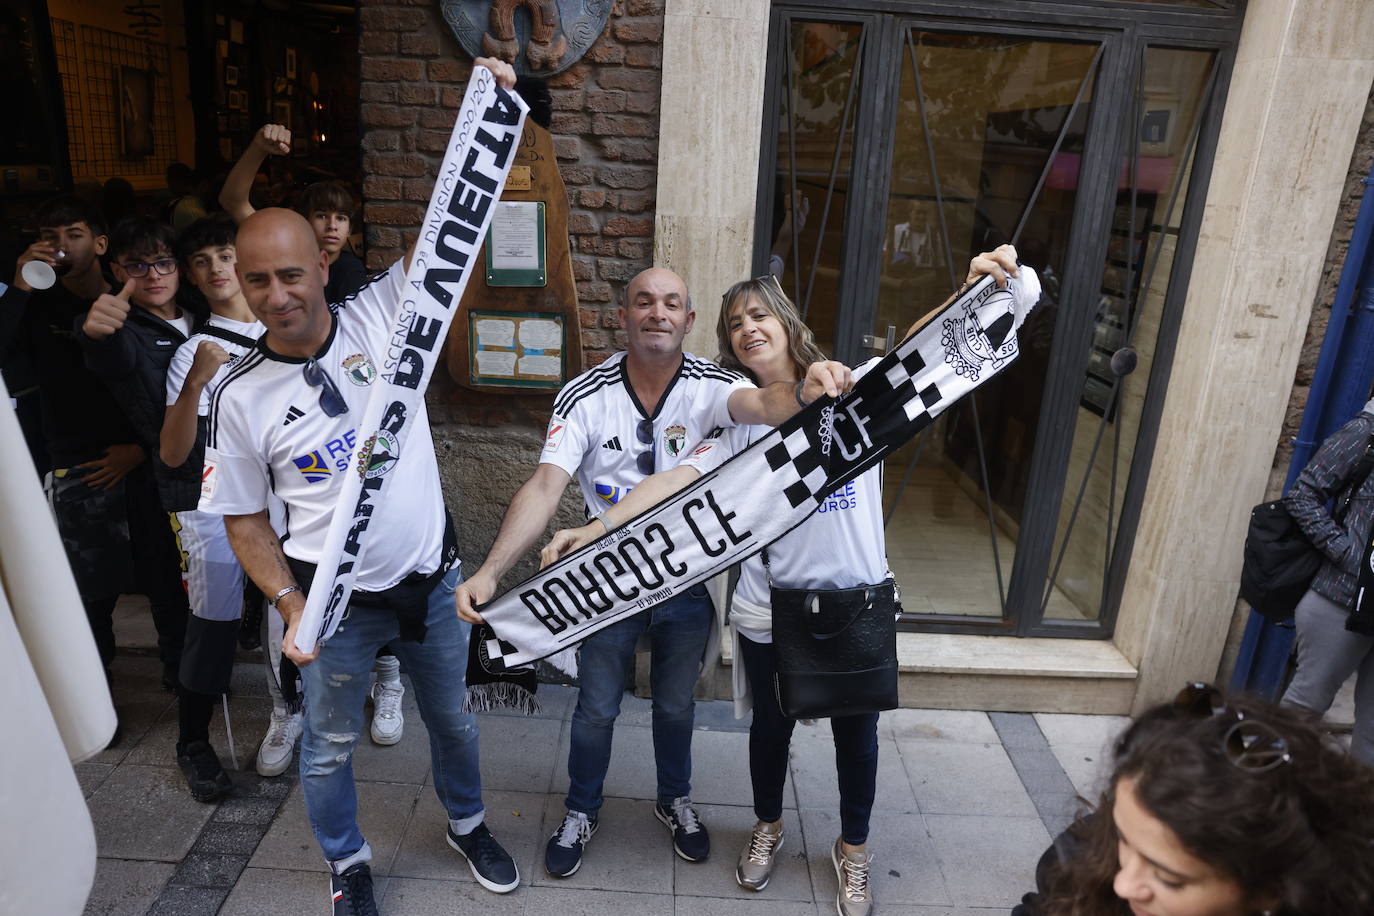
[1335,431,1374,523]
[200,324,259,349]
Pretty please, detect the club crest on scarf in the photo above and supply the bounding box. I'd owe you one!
[940,281,1019,381]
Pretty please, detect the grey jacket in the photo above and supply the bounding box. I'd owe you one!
[1284,397,1374,608]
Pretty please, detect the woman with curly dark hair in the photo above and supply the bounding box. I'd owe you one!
[1019,684,1374,916]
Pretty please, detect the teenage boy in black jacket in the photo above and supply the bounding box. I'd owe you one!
[80,218,234,801]
[2,198,186,701]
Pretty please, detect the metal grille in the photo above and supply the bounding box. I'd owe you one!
[49,18,179,182]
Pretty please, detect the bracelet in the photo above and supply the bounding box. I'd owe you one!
[794,379,809,409]
[595,511,614,534]
[268,585,301,608]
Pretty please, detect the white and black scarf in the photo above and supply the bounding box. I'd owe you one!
[293,68,528,653]
[466,267,1041,706]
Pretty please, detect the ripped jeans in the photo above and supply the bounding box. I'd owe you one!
[298,567,484,871]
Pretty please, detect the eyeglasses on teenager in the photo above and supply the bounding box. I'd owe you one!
[121,258,178,278]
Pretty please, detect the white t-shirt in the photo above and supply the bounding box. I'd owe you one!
[199,261,445,591]
[165,312,192,338]
[539,350,752,516]
[165,314,265,414]
[685,358,889,643]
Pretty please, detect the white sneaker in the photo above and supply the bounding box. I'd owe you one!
[369,677,405,746]
[255,708,302,777]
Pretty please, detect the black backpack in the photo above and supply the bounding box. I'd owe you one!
[1240,435,1374,621]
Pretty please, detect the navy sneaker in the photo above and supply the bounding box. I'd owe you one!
[545,809,598,877]
[175,740,233,803]
[655,796,710,862]
[329,862,378,915]
[447,822,519,893]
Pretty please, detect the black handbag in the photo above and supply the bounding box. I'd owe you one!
[1240,434,1374,621]
[765,549,899,719]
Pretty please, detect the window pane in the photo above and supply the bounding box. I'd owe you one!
[877,31,1100,622]
[767,19,865,355]
[1040,47,1217,623]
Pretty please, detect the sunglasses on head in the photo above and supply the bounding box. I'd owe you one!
[122,258,178,278]
[302,357,349,418]
[1172,682,1292,773]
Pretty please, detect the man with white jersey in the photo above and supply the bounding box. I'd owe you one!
[160,215,304,782]
[198,52,521,916]
[455,266,852,878]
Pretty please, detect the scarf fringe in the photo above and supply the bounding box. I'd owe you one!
[463,681,540,716]
[545,647,579,679]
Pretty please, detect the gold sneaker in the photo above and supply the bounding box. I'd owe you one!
[735,820,784,891]
[831,837,874,916]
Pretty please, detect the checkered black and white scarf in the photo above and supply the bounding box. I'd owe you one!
[466,268,1040,706]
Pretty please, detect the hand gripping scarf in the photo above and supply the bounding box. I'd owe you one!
[292,68,528,654]
[466,267,1042,709]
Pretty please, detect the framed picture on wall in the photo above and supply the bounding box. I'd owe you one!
[118,66,155,158]
[286,48,297,79]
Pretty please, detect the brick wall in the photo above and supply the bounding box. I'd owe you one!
[357,0,665,430]
[355,0,667,578]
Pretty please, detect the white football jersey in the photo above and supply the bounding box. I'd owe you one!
[200,260,445,590]
[683,358,889,633]
[165,314,265,415]
[540,350,752,516]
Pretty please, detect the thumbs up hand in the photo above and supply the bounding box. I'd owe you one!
[82,278,136,340]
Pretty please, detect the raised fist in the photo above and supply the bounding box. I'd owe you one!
[188,340,231,385]
[253,123,291,157]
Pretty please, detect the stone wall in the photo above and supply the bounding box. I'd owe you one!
[357,0,667,577]
[1215,81,1374,683]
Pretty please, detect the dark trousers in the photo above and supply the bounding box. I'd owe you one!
[738,633,879,845]
[56,465,188,677]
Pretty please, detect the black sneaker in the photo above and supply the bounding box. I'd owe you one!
[447,822,519,893]
[655,796,710,862]
[545,809,597,877]
[175,740,233,803]
[330,862,379,915]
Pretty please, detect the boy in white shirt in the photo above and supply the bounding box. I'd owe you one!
[159,216,299,788]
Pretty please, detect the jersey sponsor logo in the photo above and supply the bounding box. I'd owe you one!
[342,353,377,387]
[356,430,400,481]
[545,414,568,452]
[690,442,714,458]
[293,428,359,482]
[595,483,631,505]
[282,405,305,426]
[602,436,622,451]
[293,450,332,482]
[201,459,218,498]
[816,481,859,514]
[156,338,174,346]
[663,424,686,457]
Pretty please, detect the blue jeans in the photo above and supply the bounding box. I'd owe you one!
[565,585,713,816]
[299,567,484,872]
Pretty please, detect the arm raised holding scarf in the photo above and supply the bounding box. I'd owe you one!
[540,246,1024,567]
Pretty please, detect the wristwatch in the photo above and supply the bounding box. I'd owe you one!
[268,585,301,608]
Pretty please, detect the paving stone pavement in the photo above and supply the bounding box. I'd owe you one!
[82,651,1121,915]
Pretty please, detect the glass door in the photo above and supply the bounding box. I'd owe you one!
[755,7,1231,637]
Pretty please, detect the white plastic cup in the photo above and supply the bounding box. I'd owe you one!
[21,259,56,291]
